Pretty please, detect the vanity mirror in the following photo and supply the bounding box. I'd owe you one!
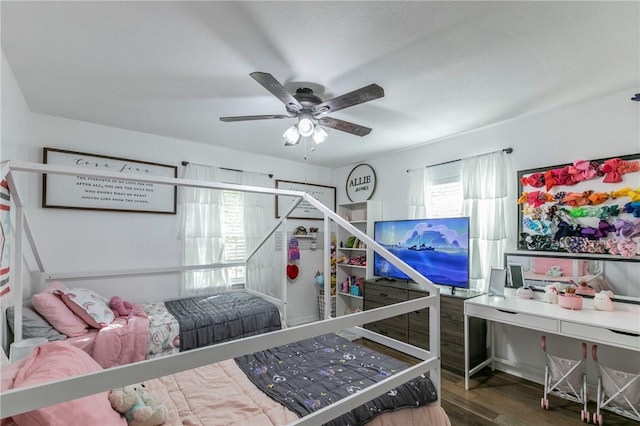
[505,251,640,302]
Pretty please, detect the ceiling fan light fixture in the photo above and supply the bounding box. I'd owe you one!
[312,126,328,144]
[221,72,384,145]
[297,116,314,137]
[283,125,300,146]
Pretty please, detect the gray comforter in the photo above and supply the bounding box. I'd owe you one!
[164,291,281,351]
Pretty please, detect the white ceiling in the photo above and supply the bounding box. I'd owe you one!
[2,1,638,167]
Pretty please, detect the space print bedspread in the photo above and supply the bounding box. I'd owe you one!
[234,333,438,426]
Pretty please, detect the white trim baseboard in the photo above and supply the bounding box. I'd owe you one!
[287,314,320,327]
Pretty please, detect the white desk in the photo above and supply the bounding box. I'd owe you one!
[463,295,640,390]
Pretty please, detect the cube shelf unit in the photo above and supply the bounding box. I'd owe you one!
[335,200,382,317]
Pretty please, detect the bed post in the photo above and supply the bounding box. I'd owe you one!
[429,286,442,402]
[23,214,47,280]
[281,217,288,328]
[323,214,331,319]
[4,169,48,344]
[9,190,24,343]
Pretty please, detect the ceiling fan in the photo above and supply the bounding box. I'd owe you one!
[220,72,384,145]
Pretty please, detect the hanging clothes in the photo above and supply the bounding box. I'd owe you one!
[288,237,300,260]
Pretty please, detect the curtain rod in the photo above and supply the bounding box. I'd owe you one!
[181,161,273,178]
[406,147,513,173]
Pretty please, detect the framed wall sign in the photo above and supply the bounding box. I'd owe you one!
[346,163,376,202]
[42,148,178,214]
[275,179,336,219]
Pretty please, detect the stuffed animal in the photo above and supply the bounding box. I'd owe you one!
[110,296,136,317]
[109,383,167,426]
[543,284,559,304]
[547,266,563,277]
[593,290,615,312]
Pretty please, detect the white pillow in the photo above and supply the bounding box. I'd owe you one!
[55,288,115,328]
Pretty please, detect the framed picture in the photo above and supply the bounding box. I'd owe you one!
[507,264,525,289]
[42,148,178,214]
[275,179,336,219]
[488,267,507,297]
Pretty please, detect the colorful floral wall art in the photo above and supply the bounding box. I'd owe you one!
[517,154,640,258]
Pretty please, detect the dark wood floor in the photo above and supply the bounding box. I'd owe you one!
[442,367,637,426]
[355,339,638,426]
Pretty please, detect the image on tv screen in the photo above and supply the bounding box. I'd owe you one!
[373,217,470,288]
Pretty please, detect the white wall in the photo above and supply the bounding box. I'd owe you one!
[23,114,331,323]
[1,52,34,351]
[334,88,639,222]
[1,52,33,309]
[1,52,31,163]
[333,88,640,383]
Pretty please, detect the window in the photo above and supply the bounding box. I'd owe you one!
[182,167,252,294]
[221,190,246,284]
[426,161,462,218]
[427,181,462,218]
[182,166,272,294]
[219,169,246,285]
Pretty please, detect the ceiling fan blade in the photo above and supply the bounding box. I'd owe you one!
[312,83,384,115]
[220,114,293,122]
[318,117,372,137]
[250,72,303,113]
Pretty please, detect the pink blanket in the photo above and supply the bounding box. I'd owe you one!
[92,310,149,368]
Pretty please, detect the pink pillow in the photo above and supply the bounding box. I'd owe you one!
[43,281,66,293]
[56,288,115,329]
[11,341,126,426]
[31,293,88,337]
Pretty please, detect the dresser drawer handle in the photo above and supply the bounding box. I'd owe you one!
[379,293,388,297]
[609,329,640,337]
[497,309,517,314]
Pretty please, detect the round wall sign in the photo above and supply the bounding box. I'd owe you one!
[346,163,376,202]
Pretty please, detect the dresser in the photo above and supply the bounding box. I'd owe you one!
[363,280,486,375]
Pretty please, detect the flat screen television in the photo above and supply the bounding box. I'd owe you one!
[373,217,470,289]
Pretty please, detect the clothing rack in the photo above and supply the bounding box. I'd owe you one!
[181,160,273,178]
[406,147,513,172]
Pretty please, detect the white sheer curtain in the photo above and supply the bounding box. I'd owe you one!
[408,167,428,219]
[461,151,515,292]
[242,172,277,298]
[180,164,229,296]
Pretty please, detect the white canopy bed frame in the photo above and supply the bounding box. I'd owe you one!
[0,160,442,425]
